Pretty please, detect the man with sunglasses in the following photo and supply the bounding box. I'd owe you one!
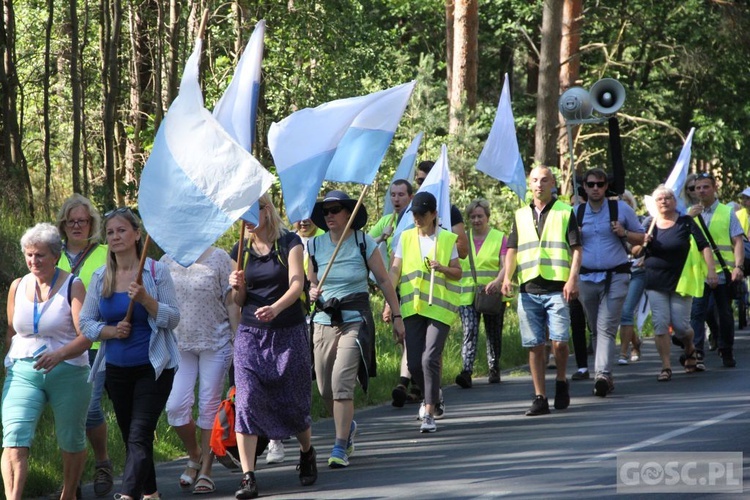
[576,169,644,397]
[689,173,744,368]
[501,166,582,416]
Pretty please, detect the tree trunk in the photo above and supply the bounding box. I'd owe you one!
[449,0,478,134]
[534,0,563,173]
[69,0,82,194]
[0,0,32,215]
[558,0,583,196]
[165,0,181,107]
[42,0,54,217]
[101,0,123,207]
[445,0,454,101]
[80,0,92,195]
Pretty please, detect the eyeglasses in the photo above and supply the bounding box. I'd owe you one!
[322,205,345,216]
[585,181,606,188]
[104,207,134,219]
[687,185,696,192]
[65,218,90,228]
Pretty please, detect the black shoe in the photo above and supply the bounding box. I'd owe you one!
[593,375,613,398]
[554,379,570,410]
[391,384,408,407]
[720,349,737,368]
[235,471,259,499]
[571,369,590,380]
[525,395,550,416]
[488,368,501,384]
[297,446,318,486]
[455,371,472,388]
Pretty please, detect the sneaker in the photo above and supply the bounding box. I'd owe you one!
[617,354,629,366]
[525,395,550,416]
[235,471,258,499]
[695,351,706,372]
[265,440,285,464]
[630,338,642,362]
[345,420,357,457]
[434,392,445,420]
[391,384,408,407]
[327,445,349,469]
[417,401,426,420]
[547,352,557,369]
[455,370,472,388]
[297,446,318,486]
[554,379,570,410]
[571,369,590,380]
[488,368,501,384]
[420,414,437,433]
[593,374,614,397]
[93,463,113,497]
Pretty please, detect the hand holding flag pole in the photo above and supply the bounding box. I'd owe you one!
[236,222,246,272]
[428,226,439,305]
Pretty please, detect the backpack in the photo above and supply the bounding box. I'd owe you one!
[209,386,269,470]
[577,199,628,253]
[308,229,370,276]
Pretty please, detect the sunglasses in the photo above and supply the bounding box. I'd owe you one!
[585,181,606,188]
[104,207,135,219]
[322,205,345,216]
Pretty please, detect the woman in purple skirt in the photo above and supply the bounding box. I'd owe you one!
[228,194,317,499]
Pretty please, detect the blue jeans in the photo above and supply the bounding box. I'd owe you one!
[620,268,646,326]
[517,292,570,348]
[86,348,107,429]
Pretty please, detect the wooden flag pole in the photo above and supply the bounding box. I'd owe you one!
[316,186,370,292]
[643,217,657,249]
[125,234,151,322]
[236,221,246,272]
[428,225,439,305]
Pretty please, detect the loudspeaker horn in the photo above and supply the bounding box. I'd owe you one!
[589,78,625,115]
[558,86,593,121]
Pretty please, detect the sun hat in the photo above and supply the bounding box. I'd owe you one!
[310,190,368,232]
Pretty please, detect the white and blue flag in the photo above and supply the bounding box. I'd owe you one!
[392,144,452,247]
[138,39,274,266]
[382,131,422,216]
[212,20,266,225]
[666,127,696,213]
[268,81,416,223]
[476,73,527,201]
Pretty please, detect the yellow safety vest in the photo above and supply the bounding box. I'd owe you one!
[675,235,707,298]
[459,229,506,306]
[399,228,461,325]
[737,208,749,238]
[515,201,573,284]
[703,203,735,273]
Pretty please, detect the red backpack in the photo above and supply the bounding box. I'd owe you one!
[209,386,269,469]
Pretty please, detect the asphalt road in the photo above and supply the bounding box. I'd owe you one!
[76,329,749,500]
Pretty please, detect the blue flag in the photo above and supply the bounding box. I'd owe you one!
[268,81,416,223]
[138,39,275,266]
[383,131,422,216]
[476,73,527,201]
[213,20,266,225]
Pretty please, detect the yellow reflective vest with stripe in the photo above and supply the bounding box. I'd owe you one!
[515,201,572,284]
[700,203,734,274]
[675,234,707,298]
[737,208,749,238]
[399,228,461,325]
[458,228,506,306]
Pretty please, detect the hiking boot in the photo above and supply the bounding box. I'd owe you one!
[93,463,113,497]
[235,471,258,499]
[265,440,285,464]
[593,374,614,398]
[488,368,501,384]
[720,348,737,368]
[297,446,318,486]
[572,369,590,380]
[420,414,437,433]
[525,395,550,416]
[391,384,408,407]
[554,379,570,410]
[455,370,472,388]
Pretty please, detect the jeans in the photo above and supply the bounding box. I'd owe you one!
[106,364,174,498]
[86,349,107,429]
[517,292,570,347]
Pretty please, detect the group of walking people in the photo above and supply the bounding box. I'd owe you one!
[3,162,745,499]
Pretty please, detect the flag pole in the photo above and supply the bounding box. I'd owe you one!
[125,234,152,322]
[643,217,657,249]
[428,225,439,305]
[236,221,246,272]
[316,186,370,291]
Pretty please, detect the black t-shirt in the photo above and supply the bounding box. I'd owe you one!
[229,231,306,328]
[644,215,709,292]
[507,198,582,294]
[450,204,463,227]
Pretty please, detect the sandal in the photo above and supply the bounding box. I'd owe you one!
[193,475,215,495]
[684,348,698,373]
[179,459,202,490]
[657,368,672,382]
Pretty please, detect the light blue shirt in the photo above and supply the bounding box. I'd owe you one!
[579,200,644,283]
[80,258,181,380]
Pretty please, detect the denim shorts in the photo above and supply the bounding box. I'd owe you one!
[517,292,571,347]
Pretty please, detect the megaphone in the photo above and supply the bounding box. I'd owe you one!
[589,78,625,115]
[558,86,593,121]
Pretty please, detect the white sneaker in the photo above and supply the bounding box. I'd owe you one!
[420,414,437,433]
[417,402,426,420]
[265,440,285,464]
